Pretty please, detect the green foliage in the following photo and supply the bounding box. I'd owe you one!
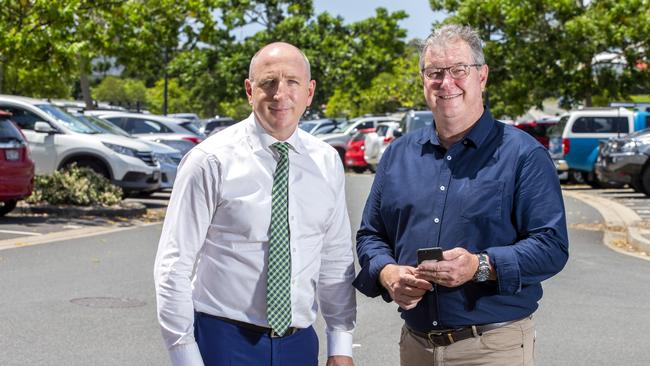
[145,78,194,115]
[26,165,122,206]
[428,0,650,117]
[92,76,147,109]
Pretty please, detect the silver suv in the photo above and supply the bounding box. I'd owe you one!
[0,95,161,194]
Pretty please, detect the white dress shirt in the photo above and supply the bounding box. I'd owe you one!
[154,114,356,365]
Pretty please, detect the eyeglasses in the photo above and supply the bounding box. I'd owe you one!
[421,64,483,82]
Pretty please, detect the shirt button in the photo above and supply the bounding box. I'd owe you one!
[292,247,296,253]
[432,321,438,326]
[434,218,440,223]
[463,140,468,145]
[440,185,445,191]
[291,279,296,285]
[446,155,452,161]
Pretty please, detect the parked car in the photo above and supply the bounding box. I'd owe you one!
[169,112,203,131]
[320,116,400,163]
[299,118,339,135]
[87,111,203,156]
[344,128,375,173]
[364,121,400,172]
[202,117,237,136]
[0,95,161,194]
[549,108,637,187]
[75,114,181,191]
[0,110,34,216]
[513,116,561,148]
[393,110,434,138]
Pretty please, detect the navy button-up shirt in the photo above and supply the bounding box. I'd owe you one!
[353,108,569,332]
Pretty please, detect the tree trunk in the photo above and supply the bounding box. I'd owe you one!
[79,56,94,109]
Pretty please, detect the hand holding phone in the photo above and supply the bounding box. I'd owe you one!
[417,247,443,265]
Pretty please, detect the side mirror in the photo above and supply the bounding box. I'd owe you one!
[34,121,57,134]
[393,129,403,138]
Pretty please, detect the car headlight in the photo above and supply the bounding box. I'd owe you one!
[102,142,138,157]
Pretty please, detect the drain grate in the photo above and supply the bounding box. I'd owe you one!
[70,297,146,308]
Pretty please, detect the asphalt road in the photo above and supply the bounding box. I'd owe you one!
[1,175,650,365]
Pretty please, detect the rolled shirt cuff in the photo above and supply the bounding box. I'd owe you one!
[168,341,205,366]
[326,329,354,357]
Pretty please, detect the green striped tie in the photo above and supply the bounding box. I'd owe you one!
[267,142,292,336]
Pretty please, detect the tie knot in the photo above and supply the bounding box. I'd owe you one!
[272,142,291,156]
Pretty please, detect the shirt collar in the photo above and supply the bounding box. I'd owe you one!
[418,107,495,149]
[245,113,306,155]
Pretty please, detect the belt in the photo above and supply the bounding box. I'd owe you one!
[406,319,519,347]
[204,313,301,338]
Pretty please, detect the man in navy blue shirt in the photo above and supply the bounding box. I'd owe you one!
[353,24,569,366]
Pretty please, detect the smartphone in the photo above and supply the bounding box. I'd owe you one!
[417,247,443,265]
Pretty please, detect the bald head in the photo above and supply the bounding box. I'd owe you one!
[248,42,311,81]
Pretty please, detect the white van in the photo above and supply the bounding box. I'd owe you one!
[0,95,161,194]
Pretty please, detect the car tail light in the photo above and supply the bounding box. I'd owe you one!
[562,138,569,155]
[182,136,203,144]
[383,136,393,143]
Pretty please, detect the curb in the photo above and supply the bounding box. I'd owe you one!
[563,190,650,260]
[15,201,147,218]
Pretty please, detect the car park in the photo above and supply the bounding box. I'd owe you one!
[87,111,203,156]
[344,128,375,173]
[513,116,561,149]
[299,118,339,135]
[75,114,181,191]
[319,115,400,163]
[0,110,34,216]
[0,95,161,194]
[364,121,400,172]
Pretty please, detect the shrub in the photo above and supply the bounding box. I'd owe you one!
[26,165,123,206]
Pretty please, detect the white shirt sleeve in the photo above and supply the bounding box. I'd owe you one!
[318,156,357,357]
[154,148,220,366]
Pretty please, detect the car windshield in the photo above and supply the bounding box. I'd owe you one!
[35,104,97,134]
[547,115,568,136]
[76,115,131,137]
[410,113,433,131]
[0,119,25,142]
[179,121,204,136]
[332,121,353,133]
[299,122,317,132]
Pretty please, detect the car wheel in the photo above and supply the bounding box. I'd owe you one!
[0,199,17,217]
[351,166,366,174]
[631,175,646,194]
[368,164,376,173]
[641,168,650,197]
[569,170,586,184]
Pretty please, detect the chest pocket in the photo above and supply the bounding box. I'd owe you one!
[460,180,504,220]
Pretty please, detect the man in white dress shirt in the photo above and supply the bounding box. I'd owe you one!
[154,42,356,366]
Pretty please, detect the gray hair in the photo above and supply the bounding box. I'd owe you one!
[248,42,312,80]
[419,24,485,70]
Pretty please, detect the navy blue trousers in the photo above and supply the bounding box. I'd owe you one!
[194,312,319,366]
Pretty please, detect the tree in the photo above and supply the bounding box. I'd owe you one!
[92,76,147,109]
[428,0,650,117]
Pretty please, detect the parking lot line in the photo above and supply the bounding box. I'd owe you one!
[0,229,43,236]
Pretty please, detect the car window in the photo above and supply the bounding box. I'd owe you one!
[0,118,25,142]
[0,107,42,130]
[180,121,202,135]
[409,113,434,132]
[126,118,172,134]
[376,125,389,136]
[357,121,374,130]
[548,116,568,136]
[35,104,96,133]
[299,122,317,132]
[572,116,628,133]
[313,125,336,135]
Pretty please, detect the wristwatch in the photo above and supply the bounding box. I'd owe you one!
[473,253,490,282]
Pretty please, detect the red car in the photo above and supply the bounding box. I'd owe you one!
[0,110,34,216]
[344,128,375,173]
[513,117,561,149]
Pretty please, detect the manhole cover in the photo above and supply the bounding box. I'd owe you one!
[70,297,146,308]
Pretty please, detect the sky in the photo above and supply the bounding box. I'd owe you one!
[231,0,446,41]
[313,0,446,40]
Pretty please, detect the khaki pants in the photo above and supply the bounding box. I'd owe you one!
[399,317,535,366]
